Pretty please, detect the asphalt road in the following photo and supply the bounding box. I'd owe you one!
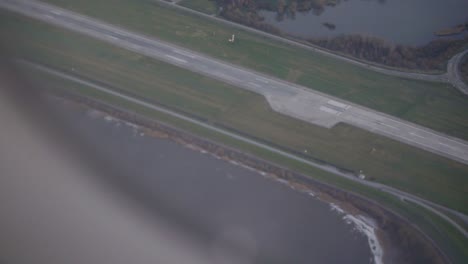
[3,0,468,166]
[447,49,468,95]
[22,61,468,238]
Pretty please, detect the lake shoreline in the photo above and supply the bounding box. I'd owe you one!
[434,24,467,37]
[220,1,468,72]
[50,91,447,263]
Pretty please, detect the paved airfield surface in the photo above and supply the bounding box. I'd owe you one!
[2,0,468,165]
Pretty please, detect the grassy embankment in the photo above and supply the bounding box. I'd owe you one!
[2,11,467,215]
[42,0,468,140]
[178,0,218,15]
[403,201,468,263]
[2,11,466,263]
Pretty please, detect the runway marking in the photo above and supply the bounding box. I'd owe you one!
[255,77,269,83]
[320,106,340,115]
[247,82,261,88]
[378,122,399,130]
[438,142,456,149]
[215,72,236,82]
[107,35,119,40]
[172,49,196,59]
[386,118,467,147]
[410,132,425,139]
[128,44,142,50]
[327,100,348,109]
[164,55,187,64]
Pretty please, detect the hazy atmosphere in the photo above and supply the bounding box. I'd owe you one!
[0,0,467,263]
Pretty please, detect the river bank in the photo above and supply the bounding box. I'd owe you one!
[51,91,447,263]
[219,0,468,71]
[435,24,467,37]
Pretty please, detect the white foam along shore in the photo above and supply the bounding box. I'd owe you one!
[101,113,384,263]
[138,120,385,264]
[331,204,384,264]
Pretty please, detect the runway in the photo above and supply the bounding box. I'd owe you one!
[2,0,468,165]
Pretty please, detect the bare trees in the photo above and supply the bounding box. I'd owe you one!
[310,35,468,70]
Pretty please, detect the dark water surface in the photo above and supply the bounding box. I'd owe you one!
[260,0,468,45]
[56,102,373,263]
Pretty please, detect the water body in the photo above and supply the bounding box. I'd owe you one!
[55,101,375,263]
[260,0,468,45]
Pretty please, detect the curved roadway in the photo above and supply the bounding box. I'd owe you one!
[447,49,468,95]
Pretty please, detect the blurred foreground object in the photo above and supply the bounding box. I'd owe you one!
[0,61,237,264]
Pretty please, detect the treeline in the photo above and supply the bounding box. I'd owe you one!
[220,0,383,22]
[220,0,283,35]
[219,0,346,33]
[219,0,330,22]
[256,0,335,19]
[310,35,468,71]
[217,0,330,35]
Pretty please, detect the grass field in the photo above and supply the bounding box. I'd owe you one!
[40,0,468,140]
[2,11,467,216]
[178,0,218,14]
